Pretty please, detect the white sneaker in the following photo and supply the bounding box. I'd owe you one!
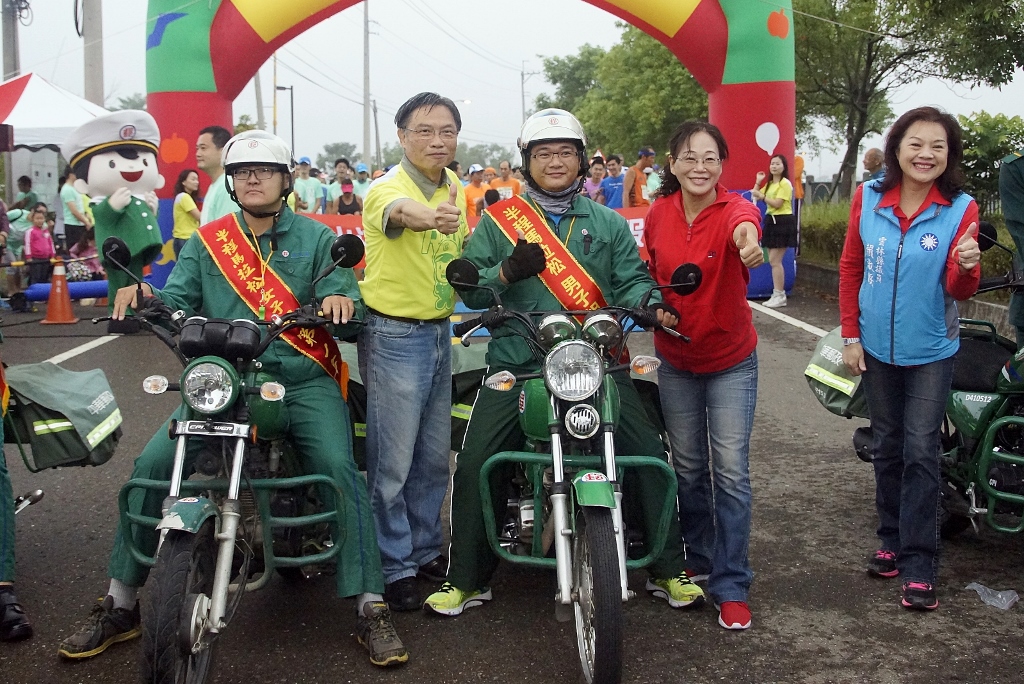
[763,293,787,308]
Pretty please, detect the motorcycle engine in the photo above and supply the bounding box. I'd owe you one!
[987,462,1024,499]
[994,400,1024,455]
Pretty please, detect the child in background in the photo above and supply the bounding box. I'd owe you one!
[68,227,104,281]
[23,206,55,285]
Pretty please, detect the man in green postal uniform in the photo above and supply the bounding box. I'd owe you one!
[359,92,468,612]
[424,109,704,615]
[1001,149,1024,347]
[57,131,408,668]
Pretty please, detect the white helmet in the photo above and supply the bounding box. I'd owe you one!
[517,108,587,151]
[221,130,294,171]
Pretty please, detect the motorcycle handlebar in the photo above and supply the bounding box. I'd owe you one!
[452,317,481,337]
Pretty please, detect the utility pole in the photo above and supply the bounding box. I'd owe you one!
[362,1,371,166]
[254,68,266,130]
[373,99,382,170]
[520,61,539,124]
[82,0,104,106]
[272,53,278,135]
[2,0,21,82]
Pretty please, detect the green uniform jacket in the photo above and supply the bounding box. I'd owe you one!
[462,194,660,370]
[93,196,164,300]
[155,208,363,385]
[1001,151,1024,328]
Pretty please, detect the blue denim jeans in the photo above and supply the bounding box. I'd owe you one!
[658,351,758,604]
[358,313,452,584]
[861,352,954,585]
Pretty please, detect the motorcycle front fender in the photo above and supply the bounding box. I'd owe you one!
[572,470,616,508]
[156,496,220,534]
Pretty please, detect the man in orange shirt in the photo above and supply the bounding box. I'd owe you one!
[463,163,491,217]
[488,159,521,200]
[623,147,655,208]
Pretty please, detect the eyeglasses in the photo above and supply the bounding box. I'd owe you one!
[403,127,458,141]
[531,150,578,163]
[676,156,722,169]
[231,167,278,181]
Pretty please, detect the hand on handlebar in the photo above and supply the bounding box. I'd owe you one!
[651,302,679,329]
[319,295,355,325]
[112,282,153,320]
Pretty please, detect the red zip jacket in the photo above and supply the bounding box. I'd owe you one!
[645,186,763,374]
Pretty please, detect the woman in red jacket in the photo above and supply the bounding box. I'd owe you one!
[644,120,764,631]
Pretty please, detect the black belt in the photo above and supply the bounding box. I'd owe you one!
[367,307,449,325]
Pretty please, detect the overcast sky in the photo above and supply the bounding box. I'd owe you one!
[13,0,1024,176]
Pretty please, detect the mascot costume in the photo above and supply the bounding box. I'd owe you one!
[60,110,165,329]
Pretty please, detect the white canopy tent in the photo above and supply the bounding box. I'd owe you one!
[0,72,110,151]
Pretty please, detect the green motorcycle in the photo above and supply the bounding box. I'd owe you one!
[446,259,700,684]
[97,234,363,684]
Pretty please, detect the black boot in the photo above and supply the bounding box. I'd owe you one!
[0,589,33,642]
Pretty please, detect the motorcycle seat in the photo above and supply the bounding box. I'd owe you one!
[951,337,1013,393]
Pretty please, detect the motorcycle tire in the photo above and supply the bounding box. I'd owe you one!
[141,522,218,684]
[572,506,623,684]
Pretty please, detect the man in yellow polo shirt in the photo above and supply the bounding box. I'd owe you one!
[359,92,468,613]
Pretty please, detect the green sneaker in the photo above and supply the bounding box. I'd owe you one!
[423,582,492,616]
[646,572,706,609]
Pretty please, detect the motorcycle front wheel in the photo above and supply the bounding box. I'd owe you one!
[141,521,218,684]
[572,506,623,684]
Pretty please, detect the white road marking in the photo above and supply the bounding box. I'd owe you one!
[748,301,830,338]
[44,335,119,365]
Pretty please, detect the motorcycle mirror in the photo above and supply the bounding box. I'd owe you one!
[331,234,365,269]
[102,236,133,271]
[670,263,703,296]
[978,220,997,253]
[446,259,480,288]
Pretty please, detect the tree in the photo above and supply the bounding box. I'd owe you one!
[958,112,1024,216]
[536,25,707,164]
[233,114,258,134]
[109,92,147,111]
[795,0,1024,198]
[317,142,359,171]
[535,44,606,114]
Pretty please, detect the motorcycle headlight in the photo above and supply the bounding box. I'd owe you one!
[581,312,622,351]
[537,313,579,350]
[181,360,238,415]
[544,340,603,401]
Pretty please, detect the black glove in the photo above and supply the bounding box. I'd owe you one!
[501,239,546,284]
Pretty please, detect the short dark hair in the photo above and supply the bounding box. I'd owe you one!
[72,146,143,183]
[17,175,31,186]
[335,158,350,168]
[605,154,622,165]
[659,120,730,198]
[484,189,501,206]
[447,160,461,173]
[590,156,605,167]
[877,106,965,201]
[394,92,462,132]
[199,125,231,150]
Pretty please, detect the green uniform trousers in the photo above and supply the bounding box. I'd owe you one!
[1,417,15,582]
[448,370,686,592]
[108,376,384,597]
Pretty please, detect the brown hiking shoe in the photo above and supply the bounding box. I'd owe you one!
[58,595,141,659]
[356,601,409,667]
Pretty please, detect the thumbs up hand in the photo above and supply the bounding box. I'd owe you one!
[434,182,462,235]
[956,222,980,271]
[734,222,763,268]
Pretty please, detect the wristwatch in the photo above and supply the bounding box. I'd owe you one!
[842,337,860,346]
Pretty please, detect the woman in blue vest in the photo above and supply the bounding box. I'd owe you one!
[838,106,981,611]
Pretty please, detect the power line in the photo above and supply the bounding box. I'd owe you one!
[395,0,522,72]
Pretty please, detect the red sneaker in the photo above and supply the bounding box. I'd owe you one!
[718,601,751,630]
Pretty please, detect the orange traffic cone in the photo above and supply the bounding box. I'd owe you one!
[40,258,80,325]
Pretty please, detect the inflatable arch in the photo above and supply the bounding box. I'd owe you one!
[144,0,795,288]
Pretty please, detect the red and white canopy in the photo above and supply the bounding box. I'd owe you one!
[0,73,110,150]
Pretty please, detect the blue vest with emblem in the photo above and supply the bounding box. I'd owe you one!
[857,182,973,365]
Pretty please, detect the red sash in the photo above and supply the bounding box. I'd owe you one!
[197,215,349,400]
[0,363,8,417]
[485,195,608,311]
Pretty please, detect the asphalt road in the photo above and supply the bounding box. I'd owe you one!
[2,291,1023,684]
